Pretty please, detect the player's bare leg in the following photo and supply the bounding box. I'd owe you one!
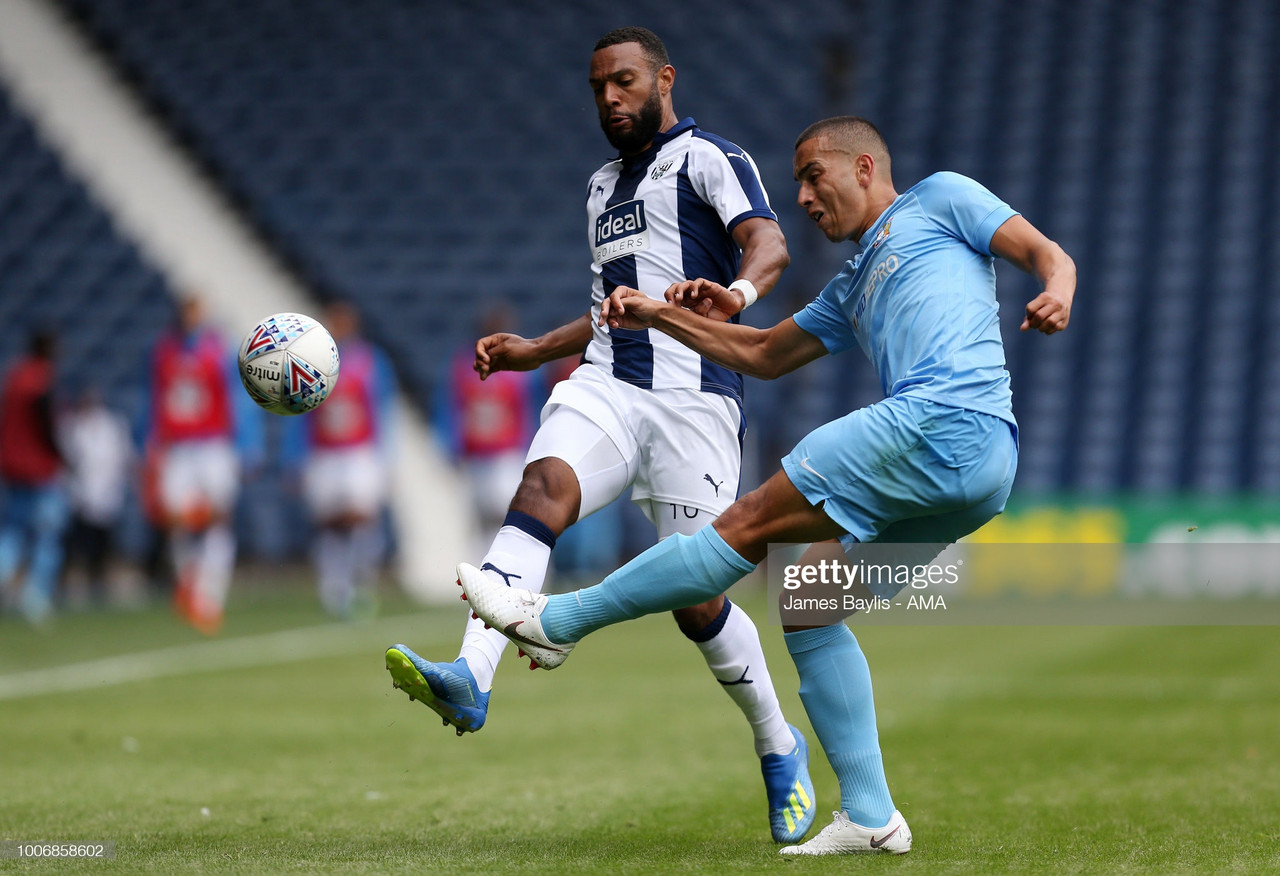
[460,467,842,662]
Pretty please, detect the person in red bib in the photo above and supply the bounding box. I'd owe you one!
[147,297,259,634]
[0,330,68,624]
[295,302,396,619]
[434,304,542,560]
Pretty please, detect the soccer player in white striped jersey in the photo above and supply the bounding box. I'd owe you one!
[386,26,817,843]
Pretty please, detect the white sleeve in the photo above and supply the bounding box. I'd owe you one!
[686,138,777,234]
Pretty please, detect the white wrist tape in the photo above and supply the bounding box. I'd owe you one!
[728,278,759,309]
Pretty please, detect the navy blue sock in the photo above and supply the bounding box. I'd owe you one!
[502,510,557,549]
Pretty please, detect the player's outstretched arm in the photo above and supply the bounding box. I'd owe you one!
[475,313,593,380]
[600,288,826,380]
[990,214,1076,334]
[666,216,789,320]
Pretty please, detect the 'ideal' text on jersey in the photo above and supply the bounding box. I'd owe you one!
[594,200,649,264]
[582,117,777,403]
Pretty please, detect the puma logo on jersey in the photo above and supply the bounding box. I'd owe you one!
[703,474,724,496]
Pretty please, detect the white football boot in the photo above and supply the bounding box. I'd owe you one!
[456,562,576,670]
[779,809,911,856]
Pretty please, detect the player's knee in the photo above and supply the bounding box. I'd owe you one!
[510,458,580,529]
[515,458,577,502]
[713,489,770,556]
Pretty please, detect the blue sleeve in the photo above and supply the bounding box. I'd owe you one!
[917,172,1018,257]
[791,265,859,355]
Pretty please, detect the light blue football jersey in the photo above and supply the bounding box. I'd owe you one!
[793,171,1019,425]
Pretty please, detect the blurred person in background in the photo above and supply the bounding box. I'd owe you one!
[59,386,132,608]
[434,301,542,548]
[0,329,68,624]
[288,300,396,620]
[146,296,260,635]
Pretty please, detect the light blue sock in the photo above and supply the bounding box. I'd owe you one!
[540,527,755,643]
[784,624,895,827]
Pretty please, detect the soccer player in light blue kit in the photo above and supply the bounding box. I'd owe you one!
[460,116,1076,855]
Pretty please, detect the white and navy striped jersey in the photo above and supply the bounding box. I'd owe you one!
[583,117,777,404]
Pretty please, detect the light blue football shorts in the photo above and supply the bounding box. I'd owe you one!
[781,395,1017,590]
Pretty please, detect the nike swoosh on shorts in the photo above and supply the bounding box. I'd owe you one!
[798,457,828,481]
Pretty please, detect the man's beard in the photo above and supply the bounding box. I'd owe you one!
[600,86,665,154]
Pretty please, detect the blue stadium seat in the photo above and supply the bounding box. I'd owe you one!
[0,88,174,421]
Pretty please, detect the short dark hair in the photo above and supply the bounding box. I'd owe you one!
[593,26,670,72]
[795,116,890,159]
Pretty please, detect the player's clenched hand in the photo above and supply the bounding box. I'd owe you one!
[600,286,664,331]
[1021,285,1073,334]
[666,278,739,322]
[475,333,538,379]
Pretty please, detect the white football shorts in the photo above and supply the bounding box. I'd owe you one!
[526,363,741,529]
[303,445,387,520]
[159,438,240,517]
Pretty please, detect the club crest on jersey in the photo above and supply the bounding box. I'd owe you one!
[871,219,892,250]
[594,199,650,265]
[650,160,675,180]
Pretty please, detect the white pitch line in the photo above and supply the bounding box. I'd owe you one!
[0,613,430,701]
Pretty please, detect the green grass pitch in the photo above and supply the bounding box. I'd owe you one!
[1,580,1278,874]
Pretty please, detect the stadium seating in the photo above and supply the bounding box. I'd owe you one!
[24,0,1280,494]
[0,86,173,419]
